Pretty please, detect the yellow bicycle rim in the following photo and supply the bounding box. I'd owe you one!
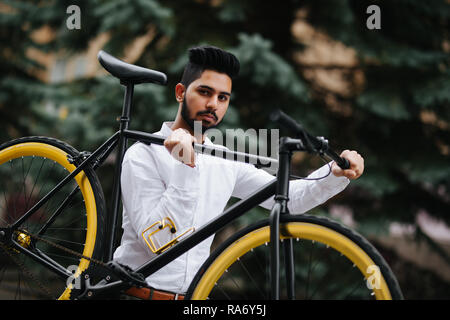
[191,222,392,300]
[0,142,97,300]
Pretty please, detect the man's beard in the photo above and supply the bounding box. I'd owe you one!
[181,98,221,134]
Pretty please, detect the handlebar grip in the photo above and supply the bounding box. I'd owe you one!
[270,109,351,170]
[336,157,350,170]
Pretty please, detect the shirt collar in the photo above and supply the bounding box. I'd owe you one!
[160,122,213,146]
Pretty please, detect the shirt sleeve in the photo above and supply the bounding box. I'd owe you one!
[232,162,350,214]
[120,144,199,249]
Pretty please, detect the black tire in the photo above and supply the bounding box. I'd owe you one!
[186,214,403,300]
[0,136,106,299]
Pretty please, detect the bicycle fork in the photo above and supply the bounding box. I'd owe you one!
[269,137,303,300]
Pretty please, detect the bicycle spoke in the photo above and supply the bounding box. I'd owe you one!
[252,247,270,299]
[237,256,266,298]
[304,240,315,298]
[21,155,36,211]
[214,282,231,300]
[24,157,45,212]
[45,251,82,264]
[226,268,248,299]
[15,271,22,300]
[9,161,18,221]
[37,186,81,236]
[40,235,86,247]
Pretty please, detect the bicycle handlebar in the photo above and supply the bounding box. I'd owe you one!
[270,110,350,170]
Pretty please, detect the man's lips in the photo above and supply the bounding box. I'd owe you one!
[198,113,217,123]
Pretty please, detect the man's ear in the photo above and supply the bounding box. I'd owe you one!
[175,83,186,103]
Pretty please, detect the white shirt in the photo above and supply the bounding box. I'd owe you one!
[113,122,350,293]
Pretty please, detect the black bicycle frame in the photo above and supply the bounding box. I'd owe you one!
[9,82,346,300]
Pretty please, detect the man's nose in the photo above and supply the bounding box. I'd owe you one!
[206,96,218,109]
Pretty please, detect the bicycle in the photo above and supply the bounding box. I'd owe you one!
[0,50,403,300]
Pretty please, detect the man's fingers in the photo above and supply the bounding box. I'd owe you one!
[164,138,180,148]
[344,169,357,178]
[332,149,364,180]
[164,129,196,166]
[171,143,191,163]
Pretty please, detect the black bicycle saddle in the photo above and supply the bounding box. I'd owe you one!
[97,50,167,86]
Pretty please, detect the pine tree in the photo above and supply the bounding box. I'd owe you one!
[300,0,450,230]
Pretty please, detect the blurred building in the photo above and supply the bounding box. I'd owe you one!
[27,24,157,84]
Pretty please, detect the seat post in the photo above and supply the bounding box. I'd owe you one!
[119,83,133,130]
[105,83,134,261]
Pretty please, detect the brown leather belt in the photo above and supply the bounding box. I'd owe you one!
[125,286,185,300]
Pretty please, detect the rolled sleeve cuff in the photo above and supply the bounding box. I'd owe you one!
[310,162,350,191]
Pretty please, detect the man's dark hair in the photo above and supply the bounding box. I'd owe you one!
[180,46,240,88]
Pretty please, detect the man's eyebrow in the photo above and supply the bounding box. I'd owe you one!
[197,85,231,96]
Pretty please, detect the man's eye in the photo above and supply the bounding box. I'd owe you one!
[219,95,229,102]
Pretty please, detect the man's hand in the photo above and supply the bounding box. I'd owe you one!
[164,128,197,167]
[331,150,364,180]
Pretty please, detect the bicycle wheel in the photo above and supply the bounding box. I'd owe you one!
[186,215,403,300]
[0,137,106,299]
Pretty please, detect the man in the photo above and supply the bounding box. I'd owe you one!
[114,46,364,299]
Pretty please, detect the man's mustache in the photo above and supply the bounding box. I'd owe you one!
[197,110,218,121]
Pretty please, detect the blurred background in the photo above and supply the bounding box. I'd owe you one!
[0,0,449,299]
